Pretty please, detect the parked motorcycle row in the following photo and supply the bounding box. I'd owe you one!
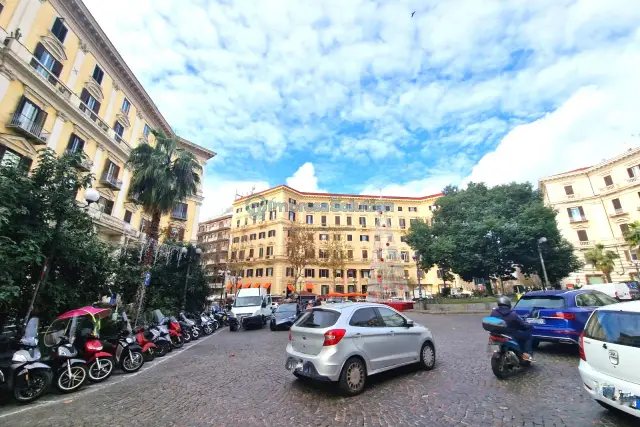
[0,306,229,404]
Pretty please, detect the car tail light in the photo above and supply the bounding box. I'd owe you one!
[579,331,586,361]
[555,312,575,320]
[288,328,292,341]
[323,329,346,346]
[490,334,508,343]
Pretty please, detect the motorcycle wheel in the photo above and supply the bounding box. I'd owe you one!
[172,335,184,349]
[121,351,144,373]
[13,369,52,403]
[88,358,114,383]
[203,325,213,335]
[490,354,509,380]
[192,328,200,339]
[144,347,156,362]
[183,331,192,343]
[156,343,170,357]
[56,364,88,393]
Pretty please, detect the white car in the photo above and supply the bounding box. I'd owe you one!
[578,300,640,418]
[582,282,632,301]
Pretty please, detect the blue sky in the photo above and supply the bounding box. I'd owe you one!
[85,0,640,219]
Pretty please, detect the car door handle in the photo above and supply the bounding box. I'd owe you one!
[602,343,607,349]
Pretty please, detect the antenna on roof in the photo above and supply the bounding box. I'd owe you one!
[250,185,256,195]
[234,189,242,200]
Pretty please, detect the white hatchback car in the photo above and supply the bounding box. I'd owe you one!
[578,300,640,418]
[285,303,436,395]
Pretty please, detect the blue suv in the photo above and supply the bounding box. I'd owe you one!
[512,290,618,347]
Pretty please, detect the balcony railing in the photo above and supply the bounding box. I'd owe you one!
[78,102,110,133]
[7,112,50,143]
[114,133,124,144]
[100,172,123,190]
[579,240,594,247]
[569,216,588,223]
[610,208,626,217]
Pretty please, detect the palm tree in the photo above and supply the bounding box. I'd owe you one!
[584,243,619,283]
[623,221,640,257]
[127,131,202,264]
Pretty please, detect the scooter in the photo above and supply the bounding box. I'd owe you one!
[482,316,532,379]
[180,313,200,340]
[171,316,191,343]
[198,312,216,335]
[0,318,53,403]
[134,325,157,362]
[42,315,89,393]
[102,312,145,373]
[148,310,173,356]
[166,316,185,348]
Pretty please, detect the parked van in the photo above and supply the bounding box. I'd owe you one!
[583,282,632,301]
[229,288,273,331]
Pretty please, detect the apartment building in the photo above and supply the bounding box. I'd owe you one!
[228,184,467,297]
[539,146,640,285]
[197,213,232,290]
[0,0,215,244]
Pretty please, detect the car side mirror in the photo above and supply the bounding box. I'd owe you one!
[406,320,414,328]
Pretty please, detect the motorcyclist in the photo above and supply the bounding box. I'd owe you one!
[490,296,534,362]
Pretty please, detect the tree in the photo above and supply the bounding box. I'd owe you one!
[623,221,640,256]
[127,131,202,263]
[284,224,316,292]
[584,244,619,283]
[228,241,250,293]
[406,182,583,294]
[319,233,347,290]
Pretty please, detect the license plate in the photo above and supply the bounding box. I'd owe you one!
[526,318,545,325]
[600,385,615,400]
[486,344,500,355]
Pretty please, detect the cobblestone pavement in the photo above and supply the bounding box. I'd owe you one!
[0,314,637,427]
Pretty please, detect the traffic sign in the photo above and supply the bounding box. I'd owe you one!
[144,272,151,286]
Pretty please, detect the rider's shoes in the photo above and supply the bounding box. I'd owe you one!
[522,353,533,362]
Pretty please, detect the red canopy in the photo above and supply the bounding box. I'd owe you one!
[57,306,111,320]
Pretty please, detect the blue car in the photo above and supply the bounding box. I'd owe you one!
[512,289,618,347]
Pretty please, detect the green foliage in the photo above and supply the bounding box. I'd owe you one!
[584,243,619,283]
[623,221,640,255]
[406,182,583,293]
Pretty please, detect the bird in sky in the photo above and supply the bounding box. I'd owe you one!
[411,11,416,17]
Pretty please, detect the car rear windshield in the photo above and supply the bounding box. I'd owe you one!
[295,309,341,329]
[514,296,565,309]
[584,311,640,348]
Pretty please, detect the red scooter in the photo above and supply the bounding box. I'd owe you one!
[167,317,184,349]
[134,326,157,361]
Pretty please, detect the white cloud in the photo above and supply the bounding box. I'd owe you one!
[286,162,326,192]
[200,177,270,221]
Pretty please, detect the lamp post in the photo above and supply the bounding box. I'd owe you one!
[23,189,100,330]
[181,246,202,311]
[412,253,423,299]
[537,237,551,289]
[217,269,231,302]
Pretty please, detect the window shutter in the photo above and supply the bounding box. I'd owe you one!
[34,43,45,60]
[612,199,622,210]
[578,207,585,217]
[80,89,90,104]
[625,251,631,262]
[92,99,101,114]
[51,60,62,78]
[628,168,635,178]
[604,175,613,186]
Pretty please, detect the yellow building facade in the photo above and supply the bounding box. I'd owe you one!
[540,146,640,286]
[0,0,215,244]
[228,185,473,298]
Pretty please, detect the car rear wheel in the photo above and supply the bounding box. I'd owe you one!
[420,342,436,370]
[338,357,366,396]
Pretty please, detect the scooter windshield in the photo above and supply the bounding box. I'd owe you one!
[21,317,39,346]
[153,309,165,324]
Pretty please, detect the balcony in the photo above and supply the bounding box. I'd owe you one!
[569,216,588,223]
[28,57,73,99]
[578,240,594,247]
[7,112,50,144]
[599,184,619,193]
[127,192,141,203]
[113,133,124,144]
[78,102,110,133]
[609,208,627,217]
[100,172,123,191]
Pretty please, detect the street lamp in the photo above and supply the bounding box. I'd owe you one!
[537,237,551,289]
[217,269,231,301]
[412,253,423,299]
[180,246,202,311]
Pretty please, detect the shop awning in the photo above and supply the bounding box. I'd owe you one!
[347,292,358,297]
[252,283,261,288]
[326,292,345,297]
[305,283,314,291]
[287,284,295,292]
[225,283,232,290]
[242,283,251,289]
[262,283,271,289]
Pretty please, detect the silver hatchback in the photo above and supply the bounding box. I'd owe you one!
[285,303,436,395]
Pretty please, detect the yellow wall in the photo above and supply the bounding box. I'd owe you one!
[0,0,20,30]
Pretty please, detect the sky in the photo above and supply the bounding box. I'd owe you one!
[84,0,640,220]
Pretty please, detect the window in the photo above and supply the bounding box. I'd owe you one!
[335,216,340,225]
[98,197,114,215]
[374,235,380,241]
[347,216,352,226]
[66,134,85,153]
[0,4,4,16]
[250,233,256,240]
[399,218,406,229]
[362,250,368,259]
[246,269,254,278]
[92,65,105,85]
[575,293,604,307]
[514,296,565,309]
[51,17,68,43]
[143,124,150,138]
[268,230,276,237]
[244,218,248,225]
[612,198,622,211]
[232,237,240,243]
[113,121,125,140]
[347,234,353,241]
[319,269,329,278]
[401,251,409,262]
[621,224,630,235]
[335,270,343,278]
[171,202,187,220]
[321,215,327,226]
[256,268,264,277]
[360,269,371,279]
[0,144,32,171]
[627,165,640,179]
[347,250,354,259]
[625,250,638,262]
[285,267,294,277]
[349,308,381,327]
[410,219,418,227]
[295,310,341,329]
[266,268,273,276]
[603,175,613,187]
[567,207,585,222]
[359,217,366,226]
[347,269,356,278]
[80,89,101,114]
[231,251,237,260]
[306,214,313,224]
[333,234,340,241]
[319,249,328,259]
[408,207,417,212]
[266,246,273,256]
[121,98,131,114]
[584,310,640,348]
[240,235,248,242]
[304,268,315,278]
[103,160,120,181]
[32,43,62,80]
[248,249,254,258]
[258,232,266,239]
[377,307,406,327]
[400,236,407,243]
[398,207,403,212]
[236,220,240,227]
[140,218,148,234]
[386,218,391,227]
[577,230,589,242]
[436,270,442,279]
[123,210,132,224]
[375,217,380,227]
[319,233,328,241]
[360,235,369,242]
[257,247,263,258]
[564,185,574,196]
[289,211,296,221]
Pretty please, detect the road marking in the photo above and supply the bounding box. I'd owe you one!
[0,328,226,420]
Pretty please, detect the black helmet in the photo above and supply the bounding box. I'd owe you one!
[497,296,512,309]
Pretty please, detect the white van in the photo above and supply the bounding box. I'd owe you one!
[583,283,632,301]
[229,288,273,331]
